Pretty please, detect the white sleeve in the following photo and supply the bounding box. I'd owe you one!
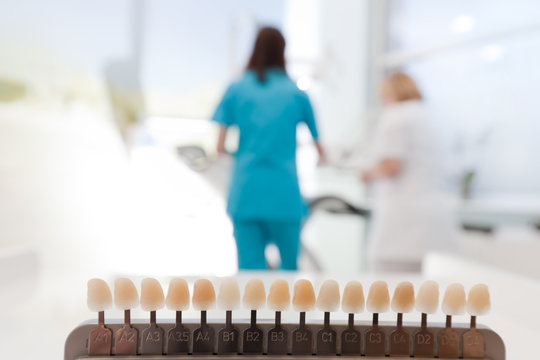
[374,112,409,160]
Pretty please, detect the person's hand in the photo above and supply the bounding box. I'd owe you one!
[315,142,326,166]
[216,127,228,155]
[216,143,227,155]
[317,152,327,166]
[360,169,376,182]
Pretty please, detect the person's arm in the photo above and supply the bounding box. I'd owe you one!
[212,84,235,154]
[361,158,402,182]
[216,126,227,154]
[361,111,408,182]
[314,141,326,164]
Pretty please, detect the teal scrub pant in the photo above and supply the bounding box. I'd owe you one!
[232,219,301,270]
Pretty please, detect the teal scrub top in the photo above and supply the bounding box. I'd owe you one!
[212,69,319,221]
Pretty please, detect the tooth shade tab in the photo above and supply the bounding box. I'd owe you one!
[267,279,290,311]
[366,281,390,313]
[416,280,439,314]
[292,279,316,312]
[87,279,112,312]
[114,278,139,310]
[192,279,216,311]
[341,281,364,314]
[467,284,491,316]
[316,280,340,312]
[140,278,165,311]
[166,278,190,311]
[391,281,415,313]
[442,283,466,316]
[243,278,266,310]
[218,278,241,311]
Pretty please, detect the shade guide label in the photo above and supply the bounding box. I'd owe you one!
[88,327,112,356]
[192,327,215,354]
[365,328,386,356]
[267,328,288,354]
[389,328,410,356]
[291,328,312,354]
[438,329,460,357]
[115,326,138,355]
[463,329,485,358]
[141,325,164,355]
[413,329,434,356]
[317,329,337,354]
[218,327,239,354]
[341,329,361,355]
[242,327,263,354]
[167,325,190,354]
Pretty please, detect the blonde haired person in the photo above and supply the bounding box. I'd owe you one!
[361,72,456,272]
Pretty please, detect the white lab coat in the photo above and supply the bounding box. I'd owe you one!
[367,100,456,266]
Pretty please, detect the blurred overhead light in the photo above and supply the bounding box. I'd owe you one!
[481,44,504,62]
[451,15,476,34]
[296,76,313,91]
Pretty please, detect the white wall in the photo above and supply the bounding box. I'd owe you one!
[311,0,370,148]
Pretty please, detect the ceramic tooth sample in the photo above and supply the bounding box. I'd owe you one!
[367,281,390,314]
[242,278,266,354]
[365,281,390,356]
[266,279,290,355]
[340,281,364,355]
[390,282,415,356]
[87,279,113,356]
[217,278,241,354]
[139,278,165,354]
[413,280,439,357]
[88,278,113,312]
[442,283,466,316]
[316,280,340,355]
[291,279,316,354]
[165,278,191,354]
[466,284,490,317]
[192,279,216,354]
[463,284,491,358]
[416,280,439,315]
[341,281,365,315]
[114,278,139,355]
[438,283,466,358]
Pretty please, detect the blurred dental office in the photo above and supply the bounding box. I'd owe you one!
[1,0,540,359]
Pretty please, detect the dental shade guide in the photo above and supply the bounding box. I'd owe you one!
[165,278,191,354]
[191,279,216,354]
[316,280,340,355]
[340,281,364,355]
[439,283,466,358]
[87,279,113,356]
[413,280,439,357]
[463,284,491,358]
[242,278,266,354]
[113,278,139,355]
[365,280,390,356]
[140,278,165,355]
[68,277,506,360]
[266,279,290,355]
[291,279,316,355]
[217,278,241,354]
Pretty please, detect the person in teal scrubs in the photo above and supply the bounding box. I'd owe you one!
[212,27,324,270]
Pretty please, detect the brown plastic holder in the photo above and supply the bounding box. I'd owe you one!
[65,318,505,359]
